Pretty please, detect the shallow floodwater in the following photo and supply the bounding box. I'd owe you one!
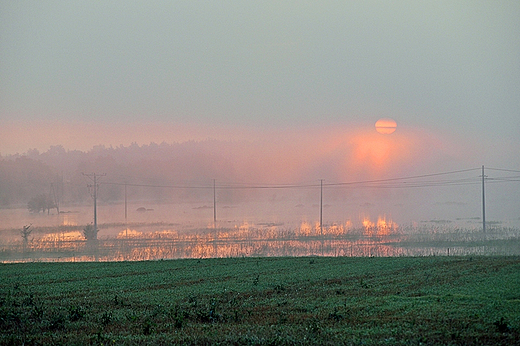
[1,202,519,262]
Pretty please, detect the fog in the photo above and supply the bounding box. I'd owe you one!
[1,2,519,261]
[1,125,519,230]
[1,130,519,262]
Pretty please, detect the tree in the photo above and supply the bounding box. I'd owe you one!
[27,194,56,214]
[83,223,98,241]
[20,224,32,253]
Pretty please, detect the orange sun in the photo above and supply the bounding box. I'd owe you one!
[375,118,397,134]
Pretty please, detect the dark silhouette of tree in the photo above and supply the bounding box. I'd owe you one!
[27,194,56,214]
[20,224,32,253]
[83,223,98,241]
[0,157,57,206]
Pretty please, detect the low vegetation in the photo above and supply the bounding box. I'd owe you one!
[1,256,519,345]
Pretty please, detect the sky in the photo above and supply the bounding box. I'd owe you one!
[1,1,520,225]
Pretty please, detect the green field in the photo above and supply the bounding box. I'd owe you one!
[1,256,519,345]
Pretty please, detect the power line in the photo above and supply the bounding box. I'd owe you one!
[348,180,481,189]
[481,167,520,184]
[100,181,212,189]
[95,166,520,191]
[215,168,484,189]
[487,167,520,173]
[323,168,481,188]
[89,166,519,232]
[487,176,520,183]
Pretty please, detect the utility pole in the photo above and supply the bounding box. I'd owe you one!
[83,173,106,238]
[481,165,486,233]
[60,172,64,209]
[319,179,325,257]
[213,179,218,257]
[319,179,324,236]
[50,183,59,214]
[213,179,217,226]
[124,181,128,239]
[124,181,128,222]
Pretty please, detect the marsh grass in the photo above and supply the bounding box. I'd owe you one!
[3,225,519,262]
[1,256,519,345]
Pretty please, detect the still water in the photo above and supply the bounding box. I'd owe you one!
[1,202,519,262]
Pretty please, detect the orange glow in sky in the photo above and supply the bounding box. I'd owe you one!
[0,119,468,189]
[345,129,415,176]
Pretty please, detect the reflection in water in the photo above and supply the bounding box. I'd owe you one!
[1,221,519,263]
[41,231,83,242]
[117,229,143,238]
[59,213,79,226]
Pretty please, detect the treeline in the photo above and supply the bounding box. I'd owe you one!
[0,141,251,208]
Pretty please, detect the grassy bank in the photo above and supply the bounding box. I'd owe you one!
[1,256,519,345]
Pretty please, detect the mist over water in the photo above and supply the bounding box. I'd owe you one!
[2,1,519,263]
[1,192,519,263]
[1,129,519,263]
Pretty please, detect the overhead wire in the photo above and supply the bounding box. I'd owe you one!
[99,167,489,190]
[487,167,520,173]
[100,181,212,189]
[484,167,520,184]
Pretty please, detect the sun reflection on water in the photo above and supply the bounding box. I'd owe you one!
[3,214,518,263]
[41,231,83,241]
[59,213,78,226]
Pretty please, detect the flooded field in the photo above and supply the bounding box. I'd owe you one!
[1,202,519,262]
[0,208,520,262]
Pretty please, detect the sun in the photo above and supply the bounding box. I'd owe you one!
[375,118,397,134]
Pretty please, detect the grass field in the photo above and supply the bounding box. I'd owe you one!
[1,256,519,345]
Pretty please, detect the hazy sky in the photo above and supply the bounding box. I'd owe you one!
[1,1,520,228]
[1,1,519,165]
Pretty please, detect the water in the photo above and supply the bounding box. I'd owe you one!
[1,203,519,262]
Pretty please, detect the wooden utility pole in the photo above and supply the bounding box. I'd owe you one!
[213,179,218,257]
[319,179,324,236]
[50,182,59,214]
[83,173,106,238]
[481,165,486,233]
[213,179,217,226]
[319,179,326,256]
[124,182,128,222]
